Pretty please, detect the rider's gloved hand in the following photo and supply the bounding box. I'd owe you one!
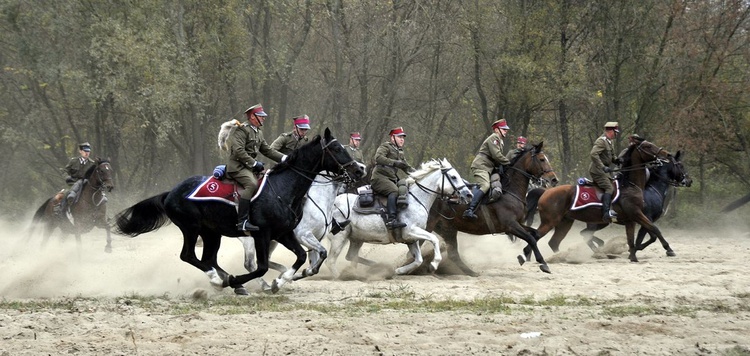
[603,166,612,173]
[252,161,265,173]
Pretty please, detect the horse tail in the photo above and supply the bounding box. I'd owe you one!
[31,198,52,224]
[525,187,546,226]
[113,192,171,237]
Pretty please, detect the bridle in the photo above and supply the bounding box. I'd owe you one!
[507,149,556,188]
[88,161,113,207]
[287,137,360,183]
[410,165,469,212]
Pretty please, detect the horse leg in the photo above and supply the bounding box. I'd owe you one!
[104,225,113,253]
[403,228,442,273]
[178,230,229,290]
[635,226,654,250]
[547,217,574,253]
[511,223,550,273]
[293,231,327,280]
[632,214,674,258]
[237,236,276,293]
[227,234,271,288]
[396,242,424,275]
[441,229,479,277]
[581,223,607,253]
[625,222,638,262]
[270,231,307,293]
[325,230,348,279]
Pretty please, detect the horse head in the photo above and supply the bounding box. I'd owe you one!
[513,142,559,187]
[319,128,366,181]
[87,158,114,192]
[410,158,473,204]
[666,151,692,187]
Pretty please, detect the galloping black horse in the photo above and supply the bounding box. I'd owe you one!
[31,158,115,253]
[114,128,364,292]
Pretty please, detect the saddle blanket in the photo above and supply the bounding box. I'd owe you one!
[571,181,620,210]
[186,176,238,205]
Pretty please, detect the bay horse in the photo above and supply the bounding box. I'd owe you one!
[326,158,473,276]
[425,142,559,275]
[525,151,692,256]
[114,128,365,293]
[525,140,670,263]
[31,158,115,253]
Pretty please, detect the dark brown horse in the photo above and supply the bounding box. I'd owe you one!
[526,140,670,263]
[425,142,560,274]
[31,158,115,253]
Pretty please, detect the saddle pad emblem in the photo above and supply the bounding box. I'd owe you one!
[187,176,238,206]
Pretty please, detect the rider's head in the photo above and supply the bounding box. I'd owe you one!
[78,142,91,157]
[349,132,362,148]
[293,115,311,138]
[245,104,268,127]
[492,119,510,138]
[604,121,619,139]
[389,127,406,148]
[516,136,527,149]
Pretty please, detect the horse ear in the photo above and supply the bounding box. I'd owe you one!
[674,150,681,161]
[536,141,544,151]
[324,127,332,141]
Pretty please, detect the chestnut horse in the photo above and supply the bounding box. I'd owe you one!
[31,158,115,253]
[524,140,670,263]
[426,142,559,274]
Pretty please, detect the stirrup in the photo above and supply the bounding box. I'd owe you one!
[385,219,406,230]
[237,220,259,232]
[463,209,478,220]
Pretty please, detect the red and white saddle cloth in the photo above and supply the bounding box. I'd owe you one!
[186,171,270,206]
[571,181,621,210]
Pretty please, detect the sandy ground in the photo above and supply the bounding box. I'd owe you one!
[1,214,749,356]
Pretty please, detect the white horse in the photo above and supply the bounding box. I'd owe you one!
[236,169,362,294]
[326,158,472,277]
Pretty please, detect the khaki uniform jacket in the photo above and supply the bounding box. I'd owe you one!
[471,133,510,172]
[344,145,364,164]
[64,156,96,182]
[270,131,308,155]
[227,124,284,173]
[371,141,412,194]
[589,134,615,193]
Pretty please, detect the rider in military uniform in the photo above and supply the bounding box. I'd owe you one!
[506,136,528,161]
[57,142,96,214]
[371,127,414,229]
[590,121,619,223]
[343,132,364,165]
[227,104,286,232]
[270,115,311,155]
[463,119,512,220]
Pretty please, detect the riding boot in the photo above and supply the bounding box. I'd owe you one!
[463,187,485,220]
[385,192,406,229]
[236,198,259,232]
[601,193,615,223]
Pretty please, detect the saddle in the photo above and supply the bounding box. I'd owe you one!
[352,185,406,243]
[571,179,621,210]
[186,171,268,206]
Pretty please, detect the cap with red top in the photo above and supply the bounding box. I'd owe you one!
[517,136,528,145]
[492,119,510,130]
[245,104,267,117]
[389,127,406,137]
[293,115,311,129]
[350,132,362,140]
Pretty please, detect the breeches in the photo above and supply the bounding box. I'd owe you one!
[471,168,491,193]
[371,177,398,196]
[590,172,614,194]
[229,170,258,199]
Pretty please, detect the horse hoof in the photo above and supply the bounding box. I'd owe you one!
[271,281,280,294]
[539,264,551,274]
[517,255,526,266]
[234,287,249,296]
[666,250,676,257]
[104,246,112,253]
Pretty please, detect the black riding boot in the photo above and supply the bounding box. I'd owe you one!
[237,198,259,232]
[463,187,485,220]
[385,192,406,229]
[601,193,615,223]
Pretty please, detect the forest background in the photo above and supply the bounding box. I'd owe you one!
[1,0,748,226]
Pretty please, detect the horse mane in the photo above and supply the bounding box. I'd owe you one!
[409,159,447,180]
[84,158,109,179]
[266,134,322,176]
